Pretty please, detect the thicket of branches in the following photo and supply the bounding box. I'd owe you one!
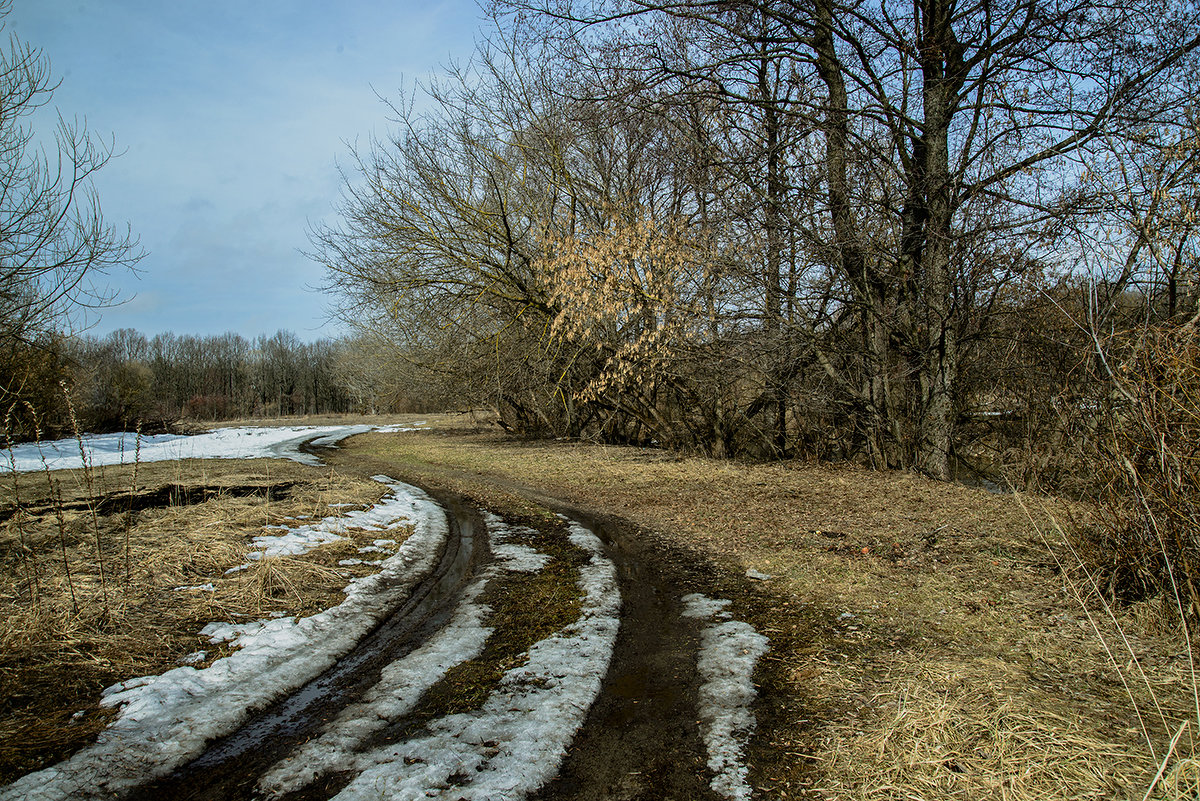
[0,0,141,430]
[317,0,1200,483]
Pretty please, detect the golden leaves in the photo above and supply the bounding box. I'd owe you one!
[536,213,713,402]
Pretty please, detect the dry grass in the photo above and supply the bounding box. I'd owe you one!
[822,668,1125,799]
[343,415,1200,800]
[0,455,403,784]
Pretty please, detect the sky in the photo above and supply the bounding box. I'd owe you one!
[6,0,485,342]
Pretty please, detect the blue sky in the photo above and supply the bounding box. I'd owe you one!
[6,0,484,341]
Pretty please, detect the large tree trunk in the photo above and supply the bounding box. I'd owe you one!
[813,0,897,466]
[913,0,966,480]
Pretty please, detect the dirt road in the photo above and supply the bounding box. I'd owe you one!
[114,470,749,800]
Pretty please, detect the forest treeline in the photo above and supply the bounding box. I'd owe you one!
[314,0,1200,492]
[0,329,429,440]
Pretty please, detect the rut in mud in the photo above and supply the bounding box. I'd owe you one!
[528,506,718,801]
[123,491,487,801]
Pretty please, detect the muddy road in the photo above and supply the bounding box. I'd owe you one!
[3,440,765,801]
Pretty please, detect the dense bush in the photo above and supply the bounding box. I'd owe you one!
[1081,325,1200,627]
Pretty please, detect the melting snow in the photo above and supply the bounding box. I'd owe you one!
[682,593,769,801]
[277,519,620,801]
[259,513,613,799]
[486,513,553,573]
[2,422,425,472]
[247,486,416,562]
[0,479,448,801]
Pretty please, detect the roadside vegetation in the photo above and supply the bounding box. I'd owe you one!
[0,455,392,784]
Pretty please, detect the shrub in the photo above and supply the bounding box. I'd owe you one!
[1085,324,1200,626]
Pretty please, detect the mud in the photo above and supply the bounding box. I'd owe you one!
[76,450,739,800]
[528,506,720,801]
[124,489,489,801]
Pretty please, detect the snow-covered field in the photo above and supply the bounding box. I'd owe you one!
[2,422,424,472]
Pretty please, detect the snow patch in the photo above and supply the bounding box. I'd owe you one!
[2,422,425,473]
[682,592,769,801]
[247,483,419,562]
[0,480,449,801]
[321,520,620,801]
[484,512,552,573]
[682,593,734,620]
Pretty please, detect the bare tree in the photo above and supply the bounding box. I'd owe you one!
[507,0,1200,477]
[0,0,140,346]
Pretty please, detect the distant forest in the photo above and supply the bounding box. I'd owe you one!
[0,329,430,441]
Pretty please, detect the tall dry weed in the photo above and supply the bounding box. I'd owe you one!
[1080,326,1200,626]
[4,403,39,602]
[62,382,109,614]
[125,423,141,584]
[1018,323,1200,798]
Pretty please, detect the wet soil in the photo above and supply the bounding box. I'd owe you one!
[124,487,490,801]
[334,455,726,801]
[527,504,720,801]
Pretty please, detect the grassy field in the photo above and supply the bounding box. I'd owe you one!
[346,414,1200,800]
[1,412,1197,798]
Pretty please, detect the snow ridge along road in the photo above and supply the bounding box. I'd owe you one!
[313,518,620,801]
[256,513,616,799]
[682,594,771,801]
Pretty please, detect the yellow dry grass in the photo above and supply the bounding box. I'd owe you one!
[0,454,406,784]
[344,416,1200,801]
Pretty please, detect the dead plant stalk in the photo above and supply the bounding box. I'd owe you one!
[62,381,107,612]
